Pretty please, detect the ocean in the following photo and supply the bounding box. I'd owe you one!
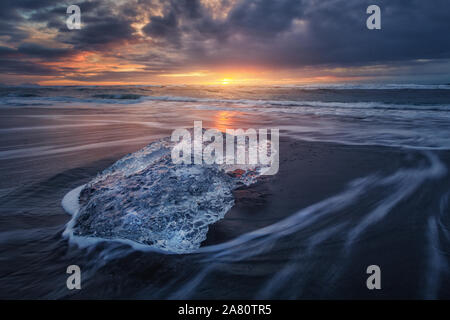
[0,84,449,299]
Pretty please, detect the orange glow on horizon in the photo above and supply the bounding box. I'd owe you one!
[27,58,366,86]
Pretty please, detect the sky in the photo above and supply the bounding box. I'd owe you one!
[0,0,450,86]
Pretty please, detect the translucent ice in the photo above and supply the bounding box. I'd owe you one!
[68,136,268,253]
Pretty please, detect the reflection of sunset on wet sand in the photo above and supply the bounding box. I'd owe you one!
[213,110,243,132]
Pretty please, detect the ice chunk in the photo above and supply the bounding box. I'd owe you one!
[67,136,267,253]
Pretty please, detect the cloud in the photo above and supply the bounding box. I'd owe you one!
[64,16,138,48]
[0,58,60,75]
[1,0,450,83]
[17,43,73,58]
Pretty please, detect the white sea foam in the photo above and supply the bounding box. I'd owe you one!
[424,191,450,299]
[61,184,84,216]
[3,91,450,111]
[0,135,158,160]
[0,123,110,133]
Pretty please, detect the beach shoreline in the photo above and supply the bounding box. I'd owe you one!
[0,86,449,299]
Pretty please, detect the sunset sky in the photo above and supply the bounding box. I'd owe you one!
[1,0,450,86]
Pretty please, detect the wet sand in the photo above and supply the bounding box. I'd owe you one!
[204,137,405,246]
[1,103,449,299]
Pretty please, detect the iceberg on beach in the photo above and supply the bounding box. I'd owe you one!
[63,135,269,253]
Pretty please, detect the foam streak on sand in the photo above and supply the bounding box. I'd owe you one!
[0,136,158,160]
[169,151,447,298]
[424,191,450,299]
[62,142,447,274]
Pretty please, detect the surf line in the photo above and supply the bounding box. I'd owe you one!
[171,120,280,176]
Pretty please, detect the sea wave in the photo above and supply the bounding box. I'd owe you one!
[91,94,143,100]
[2,88,450,112]
[270,83,450,90]
[179,98,450,111]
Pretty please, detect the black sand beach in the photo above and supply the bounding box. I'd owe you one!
[1,86,450,299]
[1,117,449,299]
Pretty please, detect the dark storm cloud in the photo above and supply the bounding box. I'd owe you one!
[1,0,450,80]
[0,43,74,75]
[23,1,139,50]
[142,0,216,46]
[291,0,450,66]
[55,1,139,49]
[0,0,62,23]
[143,11,178,40]
[0,0,139,76]
[63,16,137,48]
[227,0,305,36]
[0,46,17,58]
[0,0,65,44]
[160,0,450,69]
[0,58,60,75]
[17,43,72,58]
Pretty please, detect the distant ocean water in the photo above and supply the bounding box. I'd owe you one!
[1,84,450,299]
[1,84,450,149]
